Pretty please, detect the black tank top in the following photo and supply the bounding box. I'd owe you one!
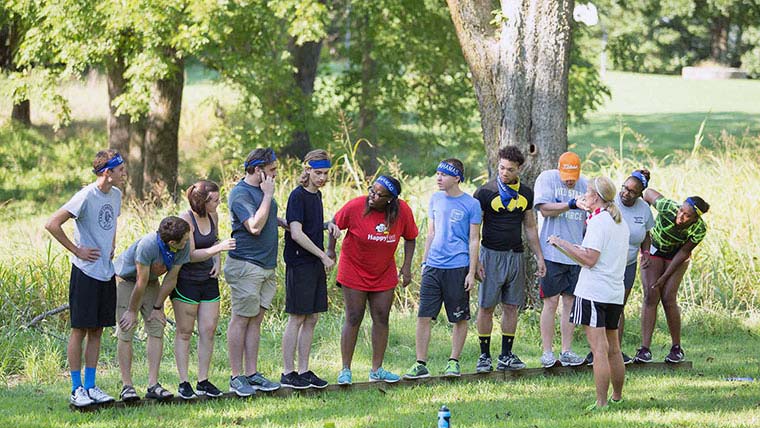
[178,210,217,282]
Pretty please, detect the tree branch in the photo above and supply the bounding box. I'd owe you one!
[25,304,69,328]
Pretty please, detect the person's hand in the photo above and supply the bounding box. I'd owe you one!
[148,308,167,326]
[464,272,476,292]
[209,259,221,278]
[476,261,485,281]
[277,217,289,230]
[399,266,412,287]
[651,275,666,289]
[260,172,275,197]
[640,252,651,269]
[326,248,336,261]
[535,258,547,278]
[547,235,562,247]
[321,254,335,271]
[75,245,101,262]
[327,222,341,240]
[575,196,590,211]
[119,310,137,331]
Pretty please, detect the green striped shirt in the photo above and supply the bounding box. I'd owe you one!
[651,198,707,254]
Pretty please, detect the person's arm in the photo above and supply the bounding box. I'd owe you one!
[421,219,435,264]
[546,235,600,269]
[464,223,480,291]
[243,173,275,235]
[537,201,576,218]
[290,221,334,269]
[399,238,416,287]
[523,209,547,277]
[111,221,118,260]
[639,230,652,269]
[651,241,697,289]
[643,188,663,206]
[45,208,101,261]
[149,264,183,324]
[118,262,150,331]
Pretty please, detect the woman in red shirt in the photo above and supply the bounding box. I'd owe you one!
[328,175,418,384]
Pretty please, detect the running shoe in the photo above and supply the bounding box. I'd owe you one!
[559,350,585,367]
[86,386,115,404]
[665,345,685,363]
[196,379,223,397]
[633,346,653,363]
[476,353,493,373]
[177,381,197,400]
[443,360,461,377]
[541,351,557,368]
[337,368,352,385]
[622,352,633,365]
[369,367,401,383]
[280,371,310,390]
[496,352,526,370]
[246,372,281,391]
[300,370,328,389]
[403,363,430,379]
[70,386,94,407]
[229,375,255,397]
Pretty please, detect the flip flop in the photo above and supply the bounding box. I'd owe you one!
[120,385,140,402]
[146,383,174,400]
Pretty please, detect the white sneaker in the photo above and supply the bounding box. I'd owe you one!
[541,351,557,368]
[559,350,586,367]
[87,386,115,404]
[69,386,94,407]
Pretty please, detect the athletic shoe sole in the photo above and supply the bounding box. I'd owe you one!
[307,383,329,389]
[179,393,197,400]
[229,388,254,397]
[542,360,562,368]
[443,372,461,377]
[369,378,400,383]
[560,360,585,367]
[664,357,685,364]
[196,390,224,398]
[498,365,526,371]
[403,373,430,380]
[281,383,310,390]
[476,367,493,373]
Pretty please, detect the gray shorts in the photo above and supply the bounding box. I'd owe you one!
[539,260,580,299]
[623,262,637,290]
[478,246,525,308]
[418,266,471,323]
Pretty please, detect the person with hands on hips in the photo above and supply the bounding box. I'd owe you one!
[328,175,418,385]
[113,216,192,402]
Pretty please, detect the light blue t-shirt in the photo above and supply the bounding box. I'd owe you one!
[534,169,588,265]
[114,231,191,282]
[62,183,122,281]
[426,191,482,269]
[615,194,655,265]
[228,179,279,269]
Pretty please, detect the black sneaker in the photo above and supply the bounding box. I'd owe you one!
[178,381,197,400]
[196,379,223,398]
[633,346,653,363]
[585,352,594,366]
[300,370,328,389]
[622,352,633,365]
[665,345,685,363]
[280,371,310,390]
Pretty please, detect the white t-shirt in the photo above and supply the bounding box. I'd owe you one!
[574,211,629,305]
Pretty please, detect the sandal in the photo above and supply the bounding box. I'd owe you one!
[120,385,140,402]
[146,382,174,401]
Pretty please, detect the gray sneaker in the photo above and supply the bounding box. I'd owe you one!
[229,375,255,397]
[86,386,115,404]
[246,372,281,391]
[559,350,585,367]
[70,386,94,407]
[496,352,526,370]
[476,353,493,373]
[541,351,557,368]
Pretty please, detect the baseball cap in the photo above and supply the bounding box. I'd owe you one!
[558,152,581,181]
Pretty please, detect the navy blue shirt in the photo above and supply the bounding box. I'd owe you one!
[228,179,279,269]
[284,186,324,266]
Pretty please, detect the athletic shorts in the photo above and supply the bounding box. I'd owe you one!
[224,257,276,318]
[570,296,623,329]
[285,261,328,315]
[171,277,220,305]
[623,262,637,290]
[69,264,116,329]
[418,266,471,323]
[115,276,164,341]
[478,246,525,308]
[650,244,677,261]
[539,260,580,299]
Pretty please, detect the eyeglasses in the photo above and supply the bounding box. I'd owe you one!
[620,184,641,195]
[367,186,391,199]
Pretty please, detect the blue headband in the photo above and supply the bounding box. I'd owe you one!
[685,197,704,216]
[244,152,277,170]
[436,161,464,182]
[308,159,332,169]
[93,153,124,174]
[375,176,399,198]
[630,171,648,189]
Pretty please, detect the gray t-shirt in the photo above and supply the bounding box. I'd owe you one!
[615,194,655,265]
[62,183,122,281]
[114,231,191,282]
[228,179,279,269]
[534,169,588,265]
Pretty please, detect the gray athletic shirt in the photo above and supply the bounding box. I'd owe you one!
[614,194,654,265]
[114,231,191,282]
[62,183,122,281]
[534,170,588,265]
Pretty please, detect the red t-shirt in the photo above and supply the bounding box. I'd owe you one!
[334,196,419,291]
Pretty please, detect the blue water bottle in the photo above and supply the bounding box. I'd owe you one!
[438,405,451,428]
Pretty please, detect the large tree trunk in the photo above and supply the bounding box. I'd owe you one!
[1,20,32,126]
[446,0,573,186]
[709,15,729,65]
[357,11,379,174]
[143,50,184,201]
[10,99,30,125]
[282,37,324,158]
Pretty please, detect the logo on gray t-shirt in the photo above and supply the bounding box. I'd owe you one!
[98,204,116,230]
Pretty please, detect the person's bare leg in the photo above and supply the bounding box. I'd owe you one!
[244,309,266,375]
[560,294,577,353]
[340,287,367,369]
[68,329,86,374]
[173,300,199,383]
[540,295,560,354]
[618,288,632,346]
[661,260,689,347]
[197,301,220,381]
[640,257,665,348]
[415,317,432,362]
[367,289,395,370]
[585,326,610,407]
[606,329,625,401]
[282,314,305,374]
[450,320,468,360]
[117,339,134,386]
[227,314,250,377]
[297,314,319,373]
[146,335,163,386]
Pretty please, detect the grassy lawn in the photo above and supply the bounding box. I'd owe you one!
[568,72,760,158]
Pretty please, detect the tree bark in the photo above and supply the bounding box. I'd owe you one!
[144,49,184,201]
[1,20,32,126]
[282,38,324,158]
[11,99,31,125]
[446,0,573,186]
[357,11,379,173]
[709,15,729,65]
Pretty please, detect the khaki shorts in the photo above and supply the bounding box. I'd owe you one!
[115,277,165,341]
[224,257,277,318]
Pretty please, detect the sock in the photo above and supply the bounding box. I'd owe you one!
[71,370,82,392]
[501,333,515,356]
[84,367,96,389]
[479,334,491,357]
[416,360,427,366]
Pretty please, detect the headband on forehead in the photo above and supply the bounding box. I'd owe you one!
[630,170,649,189]
[244,151,277,170]
[375,176,399,198]
[685,197,704,216]
[436,161,464,182]
[93,153,124,174]
[308,159,332,169]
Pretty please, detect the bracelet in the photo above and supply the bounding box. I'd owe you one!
[153,304,163,310]
[567,198,578,210]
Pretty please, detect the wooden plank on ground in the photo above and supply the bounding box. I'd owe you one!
[70,361,692,412]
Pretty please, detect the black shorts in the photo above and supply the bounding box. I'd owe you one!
[570,296,623,329]
[69,264,116,329]
[285,261,328,315]
[623,262,637,290]
[171,277,220,304]
[418,266,471,323]
[650,245,678,261]
[539,260,581,298]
